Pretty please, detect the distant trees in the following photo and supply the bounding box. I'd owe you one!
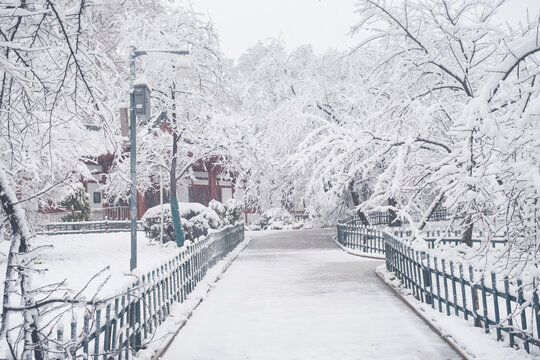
[231,0,539,264]
[347,0,540,255]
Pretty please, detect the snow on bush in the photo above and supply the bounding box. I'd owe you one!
[209,199,244,226]
[142,202,222,243]
[248,208,312,230]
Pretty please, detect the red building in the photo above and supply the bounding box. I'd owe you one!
[39,113,238,223]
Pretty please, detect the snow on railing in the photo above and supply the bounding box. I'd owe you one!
[53,223,244,359]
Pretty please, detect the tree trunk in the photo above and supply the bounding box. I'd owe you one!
[0,170,44,359]
[461,214,474,247]
[418,191,445,231]
[462,130,475,247]
[387,197,401,227]
[348,180,370,226]
[169,85,186,247]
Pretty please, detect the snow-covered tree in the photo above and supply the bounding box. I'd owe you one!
[344,0,540,257]
[102,0,236,245]
[0,1,118,358]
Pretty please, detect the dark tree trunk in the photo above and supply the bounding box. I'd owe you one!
[0,182,28,253]
[348,180,370,226]
[0,172,44,358]
[387,197,401,227]
[418,191,445,231]
[461,214,474,247]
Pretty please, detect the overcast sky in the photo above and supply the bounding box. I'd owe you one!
[193,0,540,61]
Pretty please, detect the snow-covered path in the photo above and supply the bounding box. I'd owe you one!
[161,229,458,360]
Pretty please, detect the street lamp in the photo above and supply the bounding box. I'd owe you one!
[129,46,190,272]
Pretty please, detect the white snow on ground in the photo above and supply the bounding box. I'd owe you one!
[31,231,182,300]
[161,229,458,360]
[135,235,252,360]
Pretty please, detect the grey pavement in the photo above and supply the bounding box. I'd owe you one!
[161,229,459,360]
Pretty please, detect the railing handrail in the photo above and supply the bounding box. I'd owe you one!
[52,222,245,359]
[384,234,539,353]
[337,220,538,354]
[341,216,508,246]
[36,220,143,235]
[46,219,134,226]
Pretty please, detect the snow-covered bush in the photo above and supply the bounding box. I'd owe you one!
[209,199,244,226]
[142,202,222,243]
[249,208,311,230]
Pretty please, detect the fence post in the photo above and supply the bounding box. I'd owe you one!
[459,264,468,321]
[469,266,481,328]
[70,318,77,358]
[491,273,501,341]
[504,276,515,348]
[517,279,530,353]
[134,281,142,351]
[480,276,489,334]
[94,309,101,359]
[533,282,540,353]
[449,261,458,316]
[424,254,433,306]
[56,326,64,359]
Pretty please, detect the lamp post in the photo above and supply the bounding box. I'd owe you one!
[129,46,190,272]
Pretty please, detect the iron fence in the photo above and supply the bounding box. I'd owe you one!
[37,220,142,235]
[53,223,244,359]
[337,222,387,255]
[391,228,507,248]
[338,217,507,251]
[367,207,457,226]
[337,218,538,354]
[385,235,539,354]
[36,206,131,224]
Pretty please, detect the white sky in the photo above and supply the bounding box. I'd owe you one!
[193,0,540,60]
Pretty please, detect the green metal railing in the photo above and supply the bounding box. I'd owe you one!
[385,235,539,354]
[337,222,388,255]
[337,218,538,354]
[391,228,507,248]
[338,217,506,252]
[367,207,458,226]
[52,223,244,359]
[37,220,142,235]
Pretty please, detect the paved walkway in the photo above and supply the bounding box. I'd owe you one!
[162,229,458,360]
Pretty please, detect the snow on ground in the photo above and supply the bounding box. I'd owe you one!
[161,229,458,360]
[31,231,181,300]
[135,235,251,360]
